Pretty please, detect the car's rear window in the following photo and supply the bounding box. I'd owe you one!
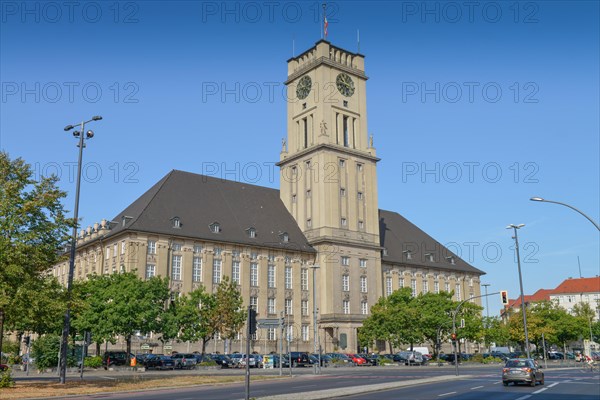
[506,360,529,368]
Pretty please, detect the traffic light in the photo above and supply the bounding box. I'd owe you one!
[451,333,457,341]
[500,290,509,305]
[248,308,257,335]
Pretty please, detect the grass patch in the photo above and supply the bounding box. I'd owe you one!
[0,374,284,399]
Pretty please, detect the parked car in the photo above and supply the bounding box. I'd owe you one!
[327,353,352,364]
[285,352,311,367]
[208,354,234,368]
[397,351,425,366]
[502,358,544,386]
[358,353,379,366]
[230,353,258,368]
[171,353,198,369]
[346,354,368,366]
[270,354,290,368]
[310,354,332,367]
[102,351,135,369]
[143,354,176,370]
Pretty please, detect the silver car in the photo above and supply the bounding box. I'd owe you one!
[502,358,544,386]
[171,353,198,369]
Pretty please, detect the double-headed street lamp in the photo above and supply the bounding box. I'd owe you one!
[59,116,102,384]
[530,197,599,231]
[507,223,531,359]
[310,263,321,374]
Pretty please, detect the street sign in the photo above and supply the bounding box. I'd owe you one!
[257,318,281,328]
[163,345,173,350]
[140,344,150,350]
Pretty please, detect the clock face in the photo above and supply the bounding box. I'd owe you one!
[336,73,355,97]
[296,75,312,100]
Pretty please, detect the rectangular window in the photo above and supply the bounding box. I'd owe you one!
[343,116,349,147]
[357,192,363,200]
[106,247,110,259]
[361,301,368,315]
[232,260,240,285]
[342,275,350,291]
[113,243,117,257]
[172,242,182,251]
[302,325,309,341]
[341,256,350,266]
[303,117,308,149]
[445,281,450,293]
[214,246,221,256]
[301,300,308,316]
[268,328,276,341]
[341,217,347,226]
[340,188,346,196]
[147,240,156,255]
[286,325,294,341]
[343,300,350,314]
[301,268,308,290]
[285,266,293,289]
[171,255,182,281]
[386,277,392,296]
[306,219,312,228]
[456,284,462,301]
[193,244,202,253]
[360,276,367,293]
[250,262,258,287]
[411,279,417,297]
[357,163,363,172]
[268,298,276,314]
[399,277,405,288]
[268,264,276,288]
[145,264,155,279]
[285,299,292,315]
[359,259,367,268]
[213,259,222,284]
[250,296,258,309]
[422,280,429,294]
[434,281,440,294]
[193,256,202,282]
[121,241,126,255]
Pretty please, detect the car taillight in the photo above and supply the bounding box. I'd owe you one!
[522,368,531,372]
[503,368,509,372]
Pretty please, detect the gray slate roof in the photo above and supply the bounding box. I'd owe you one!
[379,210,484,275]
[104,170,315,253]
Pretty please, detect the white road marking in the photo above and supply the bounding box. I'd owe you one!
[514,396,532,400]
[548,382,559,388]
[493,381,502,384]
[470,386,484,390]
[438,392,457,397]
[533,388,548,394]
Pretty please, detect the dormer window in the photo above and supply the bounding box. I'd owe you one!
[446,256,456,265]
[280,232,289,242]
[209,222,221,233]
[403,250,412,260]
[424,253,434,262]
[171,217,181,228]
[246,227,257,238]
[382,248,388,256]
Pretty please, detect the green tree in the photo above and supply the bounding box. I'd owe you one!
[213,276,246,341]
[0,152,71,353]
[482,316,510,347]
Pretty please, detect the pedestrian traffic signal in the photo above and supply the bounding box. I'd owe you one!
[500,290,509,305]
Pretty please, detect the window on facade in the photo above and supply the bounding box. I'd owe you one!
[250,262,258,287]
[121,241,126,255]
[210,222,221,233]
[268,328,276,341]
[106,247,110,259]
[285,299,292,315]
[286,325,294,340]
[306,219,312,228]
[193,256,202,282]
[445,281,450,293]
[214,247,222,256]
[250,296,258,309]
[145,264,155,279]
[358,220,364,229]
[247,228,256,238]
[292,194,297,203]
[423,280,429,293]
[301,300,308,316]
[359,259,367,268]
[113,243,117,257]
[341,217,347,226]
[339,158,346,167]
[386,277,392,296]
[172,217,181,228]
[455,284,462,301]
[361,301,368,315]
[232,260,241,285]
[170,292,178,303]
[342,275,350,291]
[285,266,293,289]
[302,325,310,341]
[213,259,222,284]
[434,281,440,294]
[172,255,182,281]
[282,233,289,242]
[172,242,182,251]
[360,276,367,293]
[399,277,405,288]
[251,252,258,260]
[285,256,291,265]
[357,163,363,172]
[301,268,308,290]
[268,298,276,314]
[341,256,349,266]
[306,189,311,198]
[340,188,346,196]
[411,279,417,297]
[343,300,350,314]
[193,244,202,253]
[147,240,156,255]
[358,192,363,200]
[267,265,276,288]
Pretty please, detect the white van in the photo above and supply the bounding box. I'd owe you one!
[407,347,430,355]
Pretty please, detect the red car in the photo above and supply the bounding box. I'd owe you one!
[346,354,368,366]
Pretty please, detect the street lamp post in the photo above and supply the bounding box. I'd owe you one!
[507,224,531,359]
[59,116,102,384]
[310,264,321,374]
[482,283,491,351]
[530,197,599,231]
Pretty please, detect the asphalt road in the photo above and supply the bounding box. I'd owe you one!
[26,364,597,400]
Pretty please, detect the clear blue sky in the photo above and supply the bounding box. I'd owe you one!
[1,1,598,317]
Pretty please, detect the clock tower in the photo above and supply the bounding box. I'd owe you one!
[278,40,382,352]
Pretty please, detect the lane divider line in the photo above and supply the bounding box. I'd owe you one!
[438,392,457,397]
[533,388,548,394]
[514,395,532,400]
[470,386,484,390]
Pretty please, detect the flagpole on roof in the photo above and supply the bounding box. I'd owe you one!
[323,2,327,39]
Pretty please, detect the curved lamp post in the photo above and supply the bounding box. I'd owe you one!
[59,116,102,384]
[507,224,531,359]
[530,197,599,231]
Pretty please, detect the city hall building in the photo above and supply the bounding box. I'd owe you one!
[51,40,485,354]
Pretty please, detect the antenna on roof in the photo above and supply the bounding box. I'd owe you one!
[577,256,582,278]
[357,29,360,53]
